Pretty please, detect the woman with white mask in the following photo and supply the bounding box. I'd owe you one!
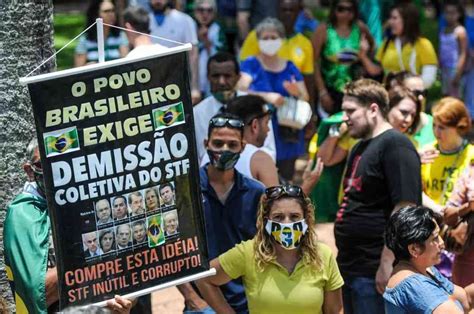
[238,18,309,181]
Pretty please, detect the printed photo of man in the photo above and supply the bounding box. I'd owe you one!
[82,231,103,258]
[159,182,176,207]
[128,191,145,216]
[116,224,132,250]
[113,196,129,221]
[95,199,113,225]
[163,210,179,237]
[132,220,147,245]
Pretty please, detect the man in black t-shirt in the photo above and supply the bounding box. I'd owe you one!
[334,79,421,314]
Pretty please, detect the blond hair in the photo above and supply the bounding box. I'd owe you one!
[254,194,321,271]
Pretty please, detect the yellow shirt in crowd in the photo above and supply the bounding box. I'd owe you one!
[421,142,474,205]
[376,37,438,75]
[239,30,314,75]
[219,239,344,314]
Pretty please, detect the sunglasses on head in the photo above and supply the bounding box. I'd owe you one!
[210,117,245,129]
[336,5,353,13]
[265,184,304,199]
[412,89,427,98]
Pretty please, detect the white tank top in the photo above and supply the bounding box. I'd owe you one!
[200,144,260,179]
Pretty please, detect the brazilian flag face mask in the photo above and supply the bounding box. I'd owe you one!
[265,219,308,250]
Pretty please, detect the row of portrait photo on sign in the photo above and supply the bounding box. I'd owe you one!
[95,181,176,225]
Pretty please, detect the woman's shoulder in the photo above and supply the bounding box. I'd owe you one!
[235,238,256,253]
[415,37,435,49]
[316,242,337,265]
[386,269,418,289]
[241,56,259,65]
[316,242,333,257]
[240,56,261,71]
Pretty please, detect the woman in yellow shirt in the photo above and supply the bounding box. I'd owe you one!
[376,3,438,88]
[196,185,344,314]
[421,97,474,213]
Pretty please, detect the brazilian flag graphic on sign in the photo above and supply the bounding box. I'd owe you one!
[152,101,185,130]
[43,127,80,157]
[147,214,165,247]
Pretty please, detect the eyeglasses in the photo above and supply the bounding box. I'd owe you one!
[265,185,304,199]
[196,7,213,13]
[336,5,353,13]
[30,161,43,174]
[209,117,245,129]
[412,89,427,98]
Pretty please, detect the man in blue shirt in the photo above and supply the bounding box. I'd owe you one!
[179,112,265,313]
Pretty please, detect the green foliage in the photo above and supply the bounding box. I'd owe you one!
[54,13,85,70]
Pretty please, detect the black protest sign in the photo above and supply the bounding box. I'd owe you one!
[23,50,209,308]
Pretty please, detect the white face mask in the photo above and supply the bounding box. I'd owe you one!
[258,38,283,56]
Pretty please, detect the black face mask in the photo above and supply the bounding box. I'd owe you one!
[207,149,240,170]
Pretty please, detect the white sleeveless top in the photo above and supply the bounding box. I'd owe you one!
[200,144,260,179]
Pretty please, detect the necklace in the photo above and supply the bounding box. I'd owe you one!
[438,139,467,154]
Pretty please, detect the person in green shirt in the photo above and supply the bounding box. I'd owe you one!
[196,184,344,314]
[312,0,380,114]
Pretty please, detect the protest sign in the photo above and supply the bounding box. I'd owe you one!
[20,45,212,309]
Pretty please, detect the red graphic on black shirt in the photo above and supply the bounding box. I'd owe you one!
[336,155,362,222]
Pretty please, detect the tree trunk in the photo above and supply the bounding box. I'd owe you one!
[0,0,55,310]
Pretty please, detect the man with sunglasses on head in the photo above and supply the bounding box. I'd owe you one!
[200,95,278,187]
[178,112,265,313]
[202,95,323,193]
[335,79,422,314]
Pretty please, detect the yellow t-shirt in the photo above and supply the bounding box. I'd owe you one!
[239,30,314,75]
[421,143,474,205]
[376,37,438,75]
[219,239,344,314]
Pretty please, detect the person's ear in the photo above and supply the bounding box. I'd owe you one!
[250,118,259,133]
[368,103,380,119]
[124,22,134,31]
[408,243,420,259]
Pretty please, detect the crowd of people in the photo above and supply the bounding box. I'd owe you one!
[4,0,474,313]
